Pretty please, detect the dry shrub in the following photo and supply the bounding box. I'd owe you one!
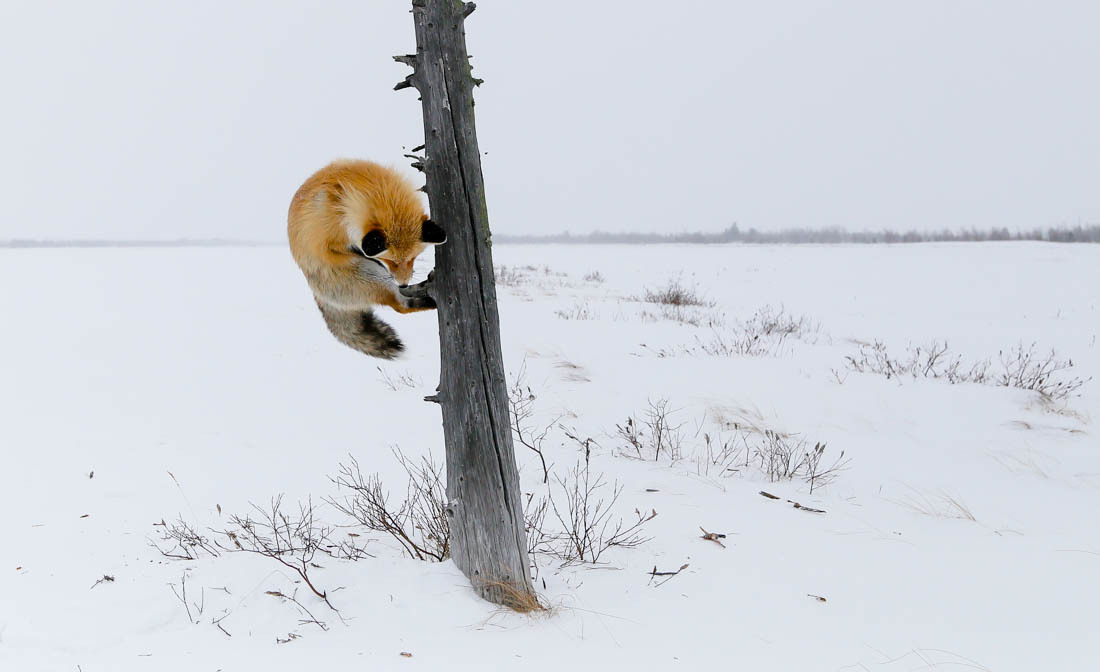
[846,340,1089,401]
[529,446,655,566]
[495,265,527,287]
[152,518,220,560]
[638,278,714,307]
[644,305,820,358]
[640,304,726,328]
[508,364,562,483]
[554,302,598,320]
[376,366,419,391]
[695,306,819,357]
[615,398,685,462]
[696,429,748,478]
[523,492,557,561]
[215,496,358,612]
[221,499,330,596]
[613,401,845,492]
[327,451,449,562]
[996,343,1089,400]
[154,496,370,616]
[750,431,848,494]
[517,406,655,570]
[845,340,989,383]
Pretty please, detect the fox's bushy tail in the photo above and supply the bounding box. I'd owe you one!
[316,301,404,359]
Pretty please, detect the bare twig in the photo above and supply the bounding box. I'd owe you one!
[213,496,341,613]
[90,574,115,590]
[561,425,599,454]
[527,448,655,566]
[648,563,689,587]
[616,399,684,462]
[265,589,328,631]
[168,572,196,624]
[328,450,449,562]
[507,362,560,483]
[547,452,656,565]
[150,517,220,560]
[376,366,419,391]
[790,501,826,514]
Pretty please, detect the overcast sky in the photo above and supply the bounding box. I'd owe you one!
[1,1,1097,241]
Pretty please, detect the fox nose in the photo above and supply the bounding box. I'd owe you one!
[398,283,408,289]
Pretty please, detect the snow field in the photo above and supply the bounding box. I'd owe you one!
[1,242,1097,670]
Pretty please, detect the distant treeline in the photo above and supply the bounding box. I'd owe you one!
[495,223,1100,245]
[5,224,1099,248]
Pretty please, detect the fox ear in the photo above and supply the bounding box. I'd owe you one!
[421,219,447,244]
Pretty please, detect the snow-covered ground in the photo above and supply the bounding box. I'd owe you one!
[1,242,1097,671]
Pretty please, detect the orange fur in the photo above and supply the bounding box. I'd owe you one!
[367,282,434,314]
[287,159,439,359]
[288,159,429,284]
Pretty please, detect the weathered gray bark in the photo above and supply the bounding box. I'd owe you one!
[395,0,534,607]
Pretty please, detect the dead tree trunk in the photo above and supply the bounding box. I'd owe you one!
[394,0,535,607]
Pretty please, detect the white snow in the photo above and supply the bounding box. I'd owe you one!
[1,242,1097,671]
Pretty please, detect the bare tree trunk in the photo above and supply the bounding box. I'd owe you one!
[395,0,535,607]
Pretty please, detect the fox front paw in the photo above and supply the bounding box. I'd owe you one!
[407,294,436,310]
[398,274,436,311]
[399,273,434,299]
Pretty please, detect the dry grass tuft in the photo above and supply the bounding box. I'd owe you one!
[474,578,548,613]
[896,488,977,522]
[637,278,714,307]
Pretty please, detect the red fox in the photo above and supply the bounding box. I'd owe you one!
[287,160,446,359]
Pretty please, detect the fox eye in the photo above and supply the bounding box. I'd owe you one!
[361,230,387,257]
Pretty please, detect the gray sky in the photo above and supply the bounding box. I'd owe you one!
[1,1,1097,241]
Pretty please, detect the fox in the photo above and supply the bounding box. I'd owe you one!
[287,159,446,359]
